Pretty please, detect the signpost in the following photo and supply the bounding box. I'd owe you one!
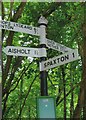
[0,20,40,36]
[3,46,46,57]
[46,38,72,53]
[1,16,81,119]
[40,49,79,71]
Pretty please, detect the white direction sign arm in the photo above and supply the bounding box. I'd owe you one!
[0,20,40,36]
[3,46,46,57]
[46,38,72,53]
[40,49,79,71]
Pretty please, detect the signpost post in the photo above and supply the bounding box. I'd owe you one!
[38,16,48,96]
[1,15,80,119]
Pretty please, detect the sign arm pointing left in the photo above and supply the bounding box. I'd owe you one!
[3,46,46,58]
[0,20,40,36]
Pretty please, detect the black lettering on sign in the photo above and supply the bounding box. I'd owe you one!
[21,49,25,54]
[34,50,38,55]
[8,48,12,53]
[44,61,50,68]
[47,61,50,66]
[57,58,60,63]
[27,26,32,30]
[34,28,37,34]
[53,59,56,64]
[6,25,14,30]
[65,55,69,60]
[8,48,31,54]
[2,21,8,25]
[61,56,64,62]
[47,43,52,47]
[2,21,5,24]
[54,44,59,50]
[61,55,69,62]
[27,50,30,54]
[44,63,47,68]
[1,23,14,30]
[60,46,64,51]
[47,40,52,47]
[10,26,14,29]
[14,23,18,27]
[23,49,30,54]
[1,25,5,28]
[50,61,53,66]
[5,22,14,29]
[20,24,23,28]
[72,53,75,58]
[24,25,27,29]
[13,22,32,30]
[16,49,20,53]
[13,49,17,53]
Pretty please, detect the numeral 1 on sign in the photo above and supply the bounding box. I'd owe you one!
[72,52,75,58]
[34,50,39,55]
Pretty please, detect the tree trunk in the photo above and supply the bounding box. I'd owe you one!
[61,66,66,120]
[73,3,86,118]
[70,65,74,119]
[82,22,86,119]
[82,3,86,118]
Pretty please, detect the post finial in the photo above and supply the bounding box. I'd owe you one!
[38,16,48,25]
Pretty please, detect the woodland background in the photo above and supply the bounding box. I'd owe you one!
[1,1,86,119]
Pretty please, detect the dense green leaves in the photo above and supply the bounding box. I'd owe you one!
[2,2,85,119]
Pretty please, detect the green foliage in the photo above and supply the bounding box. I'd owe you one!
[2,2,84,119]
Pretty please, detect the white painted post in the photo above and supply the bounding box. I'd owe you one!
[38,16,48,96]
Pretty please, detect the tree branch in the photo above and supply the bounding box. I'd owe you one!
[9,62,33,94]
[2,56,12,89]
[43,3,62,18]
[56,82,80,106]
[37,2,62,19]
[17,74,38,120]
[3,2,27,90]
[3,56,23,97]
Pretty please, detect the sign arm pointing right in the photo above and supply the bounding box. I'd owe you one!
[40,49,80,71]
